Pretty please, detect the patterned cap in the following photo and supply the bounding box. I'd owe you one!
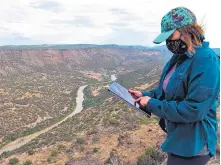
[153,7,196,44]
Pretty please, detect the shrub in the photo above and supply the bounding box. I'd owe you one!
[144,147,154,155]
[80,145,85,152]
[51,150,58,157]
[137,147,167,165]
[0,151,11,158]
[92,135,99,144]
[92,147,99,153]
[47,156,52,163]
[76,136,85,144]
[23,160,32,165]
[65,148,72,154]
[57,144,66,151]
[27,149,35,155]
[9,157,19,165]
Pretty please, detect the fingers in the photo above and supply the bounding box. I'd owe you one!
[135,97,141,102]
[132,95,138,99]
[128,89,134,93]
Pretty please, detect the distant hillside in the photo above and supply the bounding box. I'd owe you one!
[0,44,151,50]
[0,46,162,76]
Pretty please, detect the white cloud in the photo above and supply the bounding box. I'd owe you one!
[0,0,220,47]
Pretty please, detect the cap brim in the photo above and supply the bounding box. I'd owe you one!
[153,29,176,44]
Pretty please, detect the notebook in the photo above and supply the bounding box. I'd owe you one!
[108,82,151,117]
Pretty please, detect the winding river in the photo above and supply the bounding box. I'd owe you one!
[0,85,87,155]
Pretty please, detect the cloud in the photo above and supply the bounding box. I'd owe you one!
[102,28,154,45]
[30,1,64,12]
[49,16,95,27]
[0,33,41,45]
[0,0,219,47]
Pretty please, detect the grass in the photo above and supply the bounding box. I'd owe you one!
[108,119,120,125]
[139,116,157,125]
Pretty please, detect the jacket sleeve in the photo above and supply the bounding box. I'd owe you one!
[141,87,158,98]
[145,51,220,123]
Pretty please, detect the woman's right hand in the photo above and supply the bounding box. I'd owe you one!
[128,89,142,99]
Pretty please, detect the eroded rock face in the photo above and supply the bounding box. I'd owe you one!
[0,48,162,76]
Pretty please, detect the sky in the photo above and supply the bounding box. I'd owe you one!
[0,0,220,47]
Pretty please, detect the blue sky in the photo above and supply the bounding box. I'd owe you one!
[0,0,220,47]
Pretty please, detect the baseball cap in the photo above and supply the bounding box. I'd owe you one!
[153,7,197,44]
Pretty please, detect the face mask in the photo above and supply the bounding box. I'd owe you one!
[166,35,188,55]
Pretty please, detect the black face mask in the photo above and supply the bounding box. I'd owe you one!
[166,35,188,55]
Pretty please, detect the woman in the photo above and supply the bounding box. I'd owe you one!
[128,7,220,165]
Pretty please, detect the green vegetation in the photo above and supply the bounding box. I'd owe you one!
[51,150,58,157]
[139,116,157,125]
[0,62,164,160]
[27,149,35,155]
[116,64,161,89]
[137,146,166,165]
[0,71,79,147]
[47,156,52,163]
[144,146,154,155]
[92,135,100,144]
[57,144,66,151]
[92,147,99,153]
[23,160,32,165]
[0,151,12,159]
[76,136,85,144]
[108,119,120,125]
[9,157,19,165]
[80,145,85,152]
[83,85,111,108]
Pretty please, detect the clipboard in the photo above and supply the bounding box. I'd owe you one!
[107,82,151,117]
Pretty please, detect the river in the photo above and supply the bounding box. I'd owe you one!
[0,85,87,155]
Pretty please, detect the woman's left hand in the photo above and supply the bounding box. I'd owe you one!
[135,96,151,107]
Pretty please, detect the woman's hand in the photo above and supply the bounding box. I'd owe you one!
[135,96,151,107]
[128,89,142,99]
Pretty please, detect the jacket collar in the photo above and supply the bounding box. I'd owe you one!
[183,41,209,58]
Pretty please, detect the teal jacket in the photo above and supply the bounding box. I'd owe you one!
[142,41,220,157]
